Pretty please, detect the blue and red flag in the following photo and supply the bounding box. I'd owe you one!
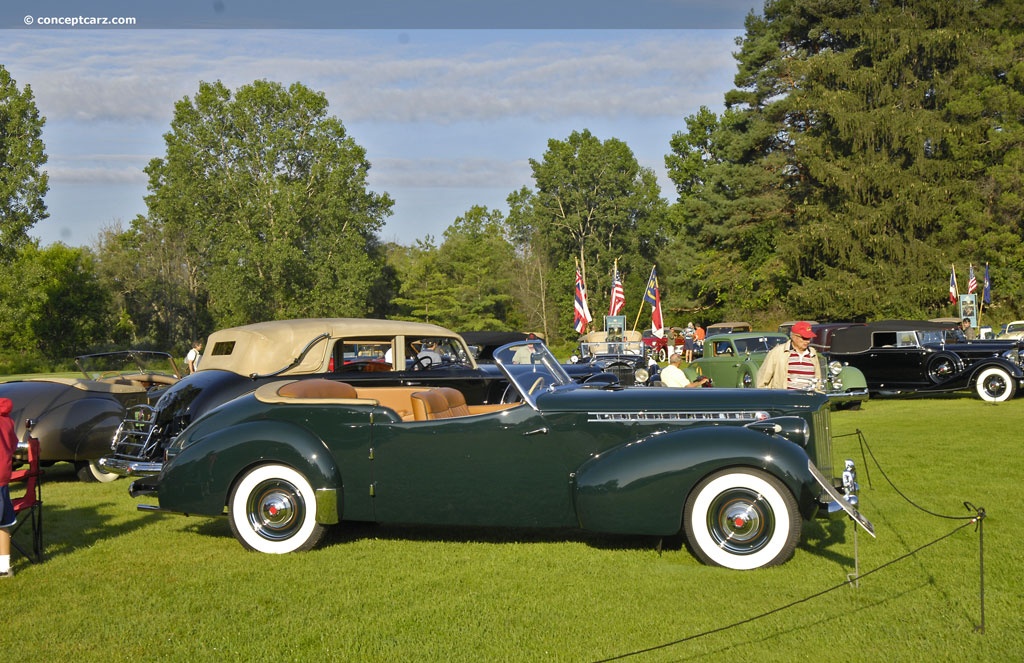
[643,266,664,337]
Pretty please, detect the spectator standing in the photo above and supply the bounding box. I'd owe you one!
[186,340,203,374]
[757,321,822,391]
[682,322,697,363]
[0,398,17,577]
[960,318,977,340]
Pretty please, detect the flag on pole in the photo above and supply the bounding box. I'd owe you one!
[608,263,625,316]
[949,265,958,303]
[968,264,977,294]
[643,266,664,337]
[572,269,593,334]
[983,263,991,304]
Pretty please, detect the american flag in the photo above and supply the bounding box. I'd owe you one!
[608,266,625,316]
[967,264,977,294]
[572,269,593,334]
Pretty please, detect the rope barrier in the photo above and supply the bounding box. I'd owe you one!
[593,428,988,662]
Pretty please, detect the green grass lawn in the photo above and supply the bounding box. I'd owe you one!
[3,397,1021,661]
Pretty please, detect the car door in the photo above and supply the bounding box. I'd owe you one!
[367,405,587,529]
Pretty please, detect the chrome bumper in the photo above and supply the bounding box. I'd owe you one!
[98,455,163,478]
[825,388,869,404]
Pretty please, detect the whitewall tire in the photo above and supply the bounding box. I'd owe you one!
[229,464,326,554]
[684,469,801,570]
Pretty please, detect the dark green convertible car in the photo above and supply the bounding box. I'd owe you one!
[133,340,872,570]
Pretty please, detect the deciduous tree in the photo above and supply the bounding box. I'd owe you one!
[144,80,394,329]
[0,66,47,262]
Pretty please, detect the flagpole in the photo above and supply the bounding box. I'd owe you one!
[632,265,655,332]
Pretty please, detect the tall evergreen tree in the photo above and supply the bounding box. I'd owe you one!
[667,0,1024,323]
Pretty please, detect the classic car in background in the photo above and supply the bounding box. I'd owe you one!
[704,321,752,335]
[641,329,672,362]
[129,339,873,570]
[778,320,820,335]
[690,332,869,407]
[827,320,1024,401]
[997,320,1024,340]
[100,318,520,479]
[571,329,660,386]
[0,351,181,482]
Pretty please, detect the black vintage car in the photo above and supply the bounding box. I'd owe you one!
[827,320,1024,401]
[570,330,660,386]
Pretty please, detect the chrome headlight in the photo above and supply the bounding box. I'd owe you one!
[828,360,844,377]
[634,367,650,384]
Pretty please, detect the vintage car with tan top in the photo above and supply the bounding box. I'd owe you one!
[100,318,516,478]
[0,351,181,482]
[130,339,873,570]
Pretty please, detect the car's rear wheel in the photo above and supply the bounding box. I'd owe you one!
[975,366,1016,402]
[75,460,120,483]
[229,464,326,554]
[684,468,801,570]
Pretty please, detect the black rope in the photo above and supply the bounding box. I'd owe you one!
[594,427,989,662]
[593,519,979,663]
[852,428,976,520]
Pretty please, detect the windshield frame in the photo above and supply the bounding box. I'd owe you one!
[493,341,574,409]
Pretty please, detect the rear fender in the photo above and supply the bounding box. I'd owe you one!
[158,420,342,521]
[30,397,124,462]
[573,426,816,535]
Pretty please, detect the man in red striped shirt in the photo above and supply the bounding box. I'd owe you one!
[757,321,822,391]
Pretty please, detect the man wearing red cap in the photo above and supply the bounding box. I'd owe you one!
[757,321,822,391]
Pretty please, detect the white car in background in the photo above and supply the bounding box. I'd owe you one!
[998,320,1024,340]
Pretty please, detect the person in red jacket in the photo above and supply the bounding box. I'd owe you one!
[0,397,17,577]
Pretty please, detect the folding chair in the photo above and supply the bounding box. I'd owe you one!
[8,424,43,563]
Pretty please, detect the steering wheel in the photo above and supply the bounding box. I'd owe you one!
[410,354,432,371]
[528,377,546,395]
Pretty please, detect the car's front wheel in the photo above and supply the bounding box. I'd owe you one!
[684,468,801,570]
[975,366,1016,402]
[229,464,326,554]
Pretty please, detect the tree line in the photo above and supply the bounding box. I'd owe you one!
[1,0,1021,371]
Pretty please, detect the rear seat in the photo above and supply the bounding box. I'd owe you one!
[264,380,488,423]
[410,387,473,420]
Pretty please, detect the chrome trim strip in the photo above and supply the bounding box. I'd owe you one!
[588,410,768,423]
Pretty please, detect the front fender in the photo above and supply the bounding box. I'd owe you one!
[573,426,817,536]
[158,420,342,521]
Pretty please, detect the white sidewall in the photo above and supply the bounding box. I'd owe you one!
[975,367,1014,402]
[230,464,319,554]
[688,472,791,570]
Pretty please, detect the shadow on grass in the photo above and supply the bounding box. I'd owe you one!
[178,513,862,570]
[180,515,668,553]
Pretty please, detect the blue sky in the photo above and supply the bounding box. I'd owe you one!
[1,2,752,247]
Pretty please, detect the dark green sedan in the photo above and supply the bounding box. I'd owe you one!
[134,341,872,570]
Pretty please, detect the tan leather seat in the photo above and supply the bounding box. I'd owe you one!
[410,390,452,420]
[437,387,471,417]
